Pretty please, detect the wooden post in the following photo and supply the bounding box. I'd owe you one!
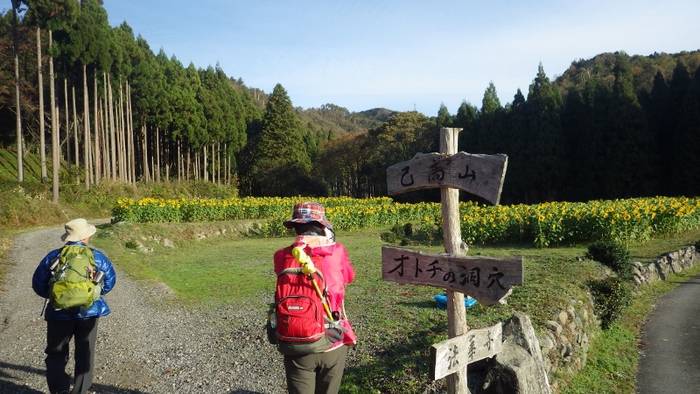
[441,128,469,394]
[384,127,514,393]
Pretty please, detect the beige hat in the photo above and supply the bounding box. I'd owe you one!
[61,218,97,242]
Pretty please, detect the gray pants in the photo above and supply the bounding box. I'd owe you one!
[45,317,98,394]
[283,345,348,394]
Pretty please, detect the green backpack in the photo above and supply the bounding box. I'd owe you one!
[49,245,99,313]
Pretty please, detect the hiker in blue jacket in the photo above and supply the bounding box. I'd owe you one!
[32,218,117,394]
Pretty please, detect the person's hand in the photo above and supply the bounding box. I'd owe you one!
[292,245,316,274]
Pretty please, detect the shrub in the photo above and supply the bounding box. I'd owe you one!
[589,276,632,329]
[586,240,631,276]
[380,231,397,244]
[403,223,413,237]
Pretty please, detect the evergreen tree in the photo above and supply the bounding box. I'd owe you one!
[436,102,452,127]
[499,89,528,203]
[252,83,311,196]
[644,71,671,163]
[454,100,478,152]
[521,64,565,202]
[476,82,503,154]
[561,79,611,201]
[481,81,501,116]
[605,53,657,198]
[667,64,700,196]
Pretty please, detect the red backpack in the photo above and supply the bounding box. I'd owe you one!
[269,243,343,355]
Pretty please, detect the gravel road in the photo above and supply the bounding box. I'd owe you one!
[0,223,288,394]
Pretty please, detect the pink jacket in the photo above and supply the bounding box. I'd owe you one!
[274,235,357,348]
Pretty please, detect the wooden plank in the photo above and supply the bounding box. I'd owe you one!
[381,246,523,306]
[430,323,503,380]
[386,152,508,205]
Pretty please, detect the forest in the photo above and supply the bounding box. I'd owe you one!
[1,0,699,205]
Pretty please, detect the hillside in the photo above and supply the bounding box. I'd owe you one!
[297,104,395,136]
[264,51,700,135]
[556,50,700,98]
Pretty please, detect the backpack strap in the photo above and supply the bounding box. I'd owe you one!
[279,267,325,282]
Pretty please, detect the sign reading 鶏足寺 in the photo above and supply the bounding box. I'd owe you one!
[386,152,508,205]
[381,246,523,306]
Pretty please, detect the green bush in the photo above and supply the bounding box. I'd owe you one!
[589,276,632,329]
[380,231,397,243]
[586,240,631,276]
[383,223,414,245]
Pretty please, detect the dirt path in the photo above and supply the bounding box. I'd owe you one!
[0,222,286,394]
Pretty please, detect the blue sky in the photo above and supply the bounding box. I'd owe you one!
[103,1,700,116]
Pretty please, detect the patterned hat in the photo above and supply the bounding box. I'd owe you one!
[283,201,333,230]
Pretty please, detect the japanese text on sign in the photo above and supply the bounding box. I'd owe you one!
[381,246,523,306]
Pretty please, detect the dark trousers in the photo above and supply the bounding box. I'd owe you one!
[283,345,348,394]
[45,317,98,394]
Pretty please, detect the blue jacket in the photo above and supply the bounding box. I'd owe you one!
[32,241,117,321]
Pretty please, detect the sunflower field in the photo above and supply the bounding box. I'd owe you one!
[112,195,700,247]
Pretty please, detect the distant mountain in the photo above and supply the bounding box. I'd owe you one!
[240,50,700,137]
[556,50,700,98]
[297,104,395,136]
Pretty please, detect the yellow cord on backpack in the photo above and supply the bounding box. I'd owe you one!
[292,245,334,321]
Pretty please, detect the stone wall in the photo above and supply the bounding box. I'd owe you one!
[480,245,699,393]
[632,245,699,285]
[537,245,698,393]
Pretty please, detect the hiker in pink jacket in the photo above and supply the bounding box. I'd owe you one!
[274,201,356,394]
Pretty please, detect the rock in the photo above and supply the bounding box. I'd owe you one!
[480,343,552,394]
[479,313,552,394]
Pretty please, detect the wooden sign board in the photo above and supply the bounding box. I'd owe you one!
[386,152,508,205]
[430,323,502,380]
[382,246,523,306]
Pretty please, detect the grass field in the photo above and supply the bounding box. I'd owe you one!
[89,220,700,393]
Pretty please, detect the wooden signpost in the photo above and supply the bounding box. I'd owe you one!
[382,128,522,394]
[381,246,523,306]
[387,152,508,205]
[430,322,503,380]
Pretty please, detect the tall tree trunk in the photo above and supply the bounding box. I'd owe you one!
[99,73,108,180]
[127,82,136,184]
[194,152,200,181]
[50,31,60,203]
[163,130,169,182]
[187,148,191,181]
[72,84,79,184]
[155,127,161,182]
[141,123,149,181]
[108,74,117,180]
[50,34,59,201]
[177,141,181,183]
[64,78,70,167]
[37,27,48,183]
[216,142,221,185]
[83,63,91,190]
[100,73,107,179]
[225,143,230,185]
[204,145,208,181]
[118,80,126,181]
[93,74,101,183]
[12,0,23,182]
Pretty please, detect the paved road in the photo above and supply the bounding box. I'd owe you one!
[636,273,700,393]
